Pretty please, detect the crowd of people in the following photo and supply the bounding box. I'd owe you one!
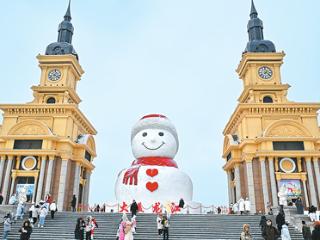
[2,194,320,240]
[74,216,99,240]
[231,197,251,215]
[2,193,58,240]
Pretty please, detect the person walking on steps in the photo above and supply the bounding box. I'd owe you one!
[276,210,285,233]
[130,200,138,217]
[240,224,253,240]
[312,221,320,240]
[260,215,267,233]
[161,215,169,240]
[302,220,312,240]
[49,200,57,219]
[19,220,32,240]
[157,213,163,235]
[262,219,280,240]
[179,198,185,209]
[281,222,291,240]
[71,194,77,212]
[3,213,12,240]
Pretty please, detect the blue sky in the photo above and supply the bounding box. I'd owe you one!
[0,0,319,205]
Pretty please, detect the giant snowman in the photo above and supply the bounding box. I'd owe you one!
[115,114,193,207]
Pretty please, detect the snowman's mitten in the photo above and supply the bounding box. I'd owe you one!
[123,166,140,185]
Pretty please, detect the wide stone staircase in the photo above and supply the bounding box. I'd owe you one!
[0,212,303,239]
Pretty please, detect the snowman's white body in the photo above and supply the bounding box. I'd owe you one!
[115,165,193,207]
[114,115,193,207]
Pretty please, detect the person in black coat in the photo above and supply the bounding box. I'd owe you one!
[259,215,267,233]
[302,220,312,240]
[0,193,3,205]
[295,197,304,214]
[74,217,83,240]
[19,220,32,240]
[276,211,285,232]
[179,198,185,209]
[312,221,320,240]
[71,195,77,212]
[130,200,138,217]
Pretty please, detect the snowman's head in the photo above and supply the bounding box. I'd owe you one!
[131,114,179,159]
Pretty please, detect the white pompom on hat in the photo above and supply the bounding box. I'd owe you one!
[131,114,179,147]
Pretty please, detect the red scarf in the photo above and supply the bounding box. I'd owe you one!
[123,157,178,185]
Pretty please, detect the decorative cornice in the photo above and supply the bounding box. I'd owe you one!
[0,104,97,135]
[238,84,290,103]
[223,103,320,134]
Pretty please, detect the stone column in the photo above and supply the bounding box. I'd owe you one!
[234,164,241,201]
[84,171,91,208]
[9,176,16,197]
[227,171,233,204]
[57,159,69,211]
[0,155,6,189]
[73,163,81,208]
[36,156,47,202]
[268,157,278,207]
[32,176,38,202]
[260,157,269,213]
[302,179,310,208]
[245,159,256,213]
[44,156,54,196]
[306,157,317,206]
[313,157,320,201]
[2,156,13,203]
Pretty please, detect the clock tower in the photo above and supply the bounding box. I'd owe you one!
[223,0,320,213]
[0,1,97,211]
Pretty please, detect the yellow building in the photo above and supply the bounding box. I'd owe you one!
[223,1,320,213]
[0,3,97,211]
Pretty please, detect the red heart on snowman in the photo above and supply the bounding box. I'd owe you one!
[146,168,159,177]
[146,182,158,192]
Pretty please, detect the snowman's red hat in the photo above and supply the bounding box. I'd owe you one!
[131,114,179,146]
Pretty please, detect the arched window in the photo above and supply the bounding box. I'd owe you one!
[263,96,273,103]
[46,97,56,104]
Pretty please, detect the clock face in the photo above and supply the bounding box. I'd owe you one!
[258,66,273,80]
[48,69,61,81]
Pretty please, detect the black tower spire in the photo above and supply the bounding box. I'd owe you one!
[245,0,275,53]
[46,0,78,59]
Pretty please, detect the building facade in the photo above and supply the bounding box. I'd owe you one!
[223,1,320,213]
[0,3,97,211]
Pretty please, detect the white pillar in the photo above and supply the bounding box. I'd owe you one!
[260,157,269,213]
[57,159,69,211]
[73,164,81,197]
[234,164,241,201]
[227,171,233,204]
[84,171,91,207]
[268,157,278,207]
[246,159,256,213]
[0,156,6,189]
[44,157,54,196]
[2,156,13,203]
[9,176,16,197]
[36,156,47,203]
[313,157,320,201]
[303,180,310,208]
[306,157,317,206]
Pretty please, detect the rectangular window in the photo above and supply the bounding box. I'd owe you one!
[85,151,91,162]
[226,152,232,161]
[14,140,43,149]
[273,141,304,151]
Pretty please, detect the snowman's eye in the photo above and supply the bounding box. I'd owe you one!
[142,132,147,137]
[158,132,164,136]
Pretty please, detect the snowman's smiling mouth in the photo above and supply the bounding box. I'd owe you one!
[142,142,165,150]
